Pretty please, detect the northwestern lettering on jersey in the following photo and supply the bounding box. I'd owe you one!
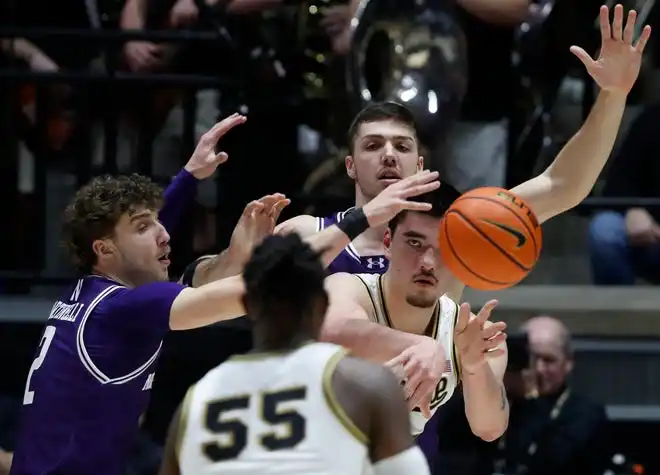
[10,275,186,475]
[316,209,389,275]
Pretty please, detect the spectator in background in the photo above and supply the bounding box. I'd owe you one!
[494,316,609,475]
[435,316,608,475]
[589,103,660,285]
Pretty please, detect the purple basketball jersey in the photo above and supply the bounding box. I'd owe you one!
[316,208,389,275]
[10,275,185,475]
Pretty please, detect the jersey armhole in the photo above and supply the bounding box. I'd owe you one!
[449,299,461,383]
[353,275,379,324]
[321,349,369,446]
[175,383,196,462]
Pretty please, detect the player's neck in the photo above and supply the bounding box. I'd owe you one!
[382,272,437,335]
[91,267,135,288]
[251,330,312,353]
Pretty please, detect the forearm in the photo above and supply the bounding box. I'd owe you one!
[304,225,352,268]
[457,0,529,25]
[158,169,198,236]
[193,248,249,286]
[462,364,509,441]
[321,318,426,363]
[121,0,148,29]
[550,91,626,204]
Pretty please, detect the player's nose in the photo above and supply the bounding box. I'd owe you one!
[382,143,397,163]
[156,222,170,245]
[420,247,438,270]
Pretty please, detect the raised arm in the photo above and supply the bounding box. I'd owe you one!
[511,5,650,224]
[159,114,246,234]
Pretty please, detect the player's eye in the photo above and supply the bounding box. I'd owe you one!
[397,144,410,152]
[407,239,422,248]
[364,142,380,151]
[137,223,150,232]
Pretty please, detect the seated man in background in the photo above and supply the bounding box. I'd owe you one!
[589,103,660,285]
[434,316,609,475]
[494,316,609,475]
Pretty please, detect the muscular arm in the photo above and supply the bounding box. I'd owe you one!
[320,274,427,362]
[461,321,509,441]
[511,91,627,224]
[332,356,430,474]
[170,276,245,330]
[457,0,530,25]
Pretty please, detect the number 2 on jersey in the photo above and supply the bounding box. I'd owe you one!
[23,325,56,405]
[203,387,307,462]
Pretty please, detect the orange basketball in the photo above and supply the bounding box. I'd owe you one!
[438,187,543,290]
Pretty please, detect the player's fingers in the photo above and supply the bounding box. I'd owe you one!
[400,180,441,199]
[612,3,624,41]
[569,46,594,68]
[258,193,285,211]
[622,9,636,44]
[484,332,507,349]
[242,200,261,216]
[476,299,499,323]
[213,151,229,164]
[455,303,471,333]
[270,199,291,222]
[599,4,611,39]
[399,200,433,212]
[384,352,408,370]
[484,348,507,360]
[205,113,246,143]
[404,370,423,400]
[634,25,652,53]
[481,321,506,339]
[408,380,434,411]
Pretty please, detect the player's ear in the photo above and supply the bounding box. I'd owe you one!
[417,155,423,171]
[383,227,393,257]
[92,239,113,260]
[345,155,356,180]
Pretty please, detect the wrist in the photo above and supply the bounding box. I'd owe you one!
[336,207,370,240]
[180,166,201,181]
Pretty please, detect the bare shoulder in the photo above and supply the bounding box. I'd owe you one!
[325,273,372,310]
[328,353,407,443]
[274,214,318,237]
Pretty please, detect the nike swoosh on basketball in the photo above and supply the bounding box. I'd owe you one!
[481,219,527,247]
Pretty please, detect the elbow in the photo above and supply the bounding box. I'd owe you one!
[472,421,508,442]
[319,319,346,344]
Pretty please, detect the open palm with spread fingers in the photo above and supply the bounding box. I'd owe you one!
[229,194,290,258]
[454,300,507,374]
[570,4,651,94]
[184,113,247,179]
[362,170,441,227]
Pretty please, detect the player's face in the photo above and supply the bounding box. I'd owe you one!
[346,119,422,200]
[385,213,455,308]
[528,335,573,396]
[96,208,171,286]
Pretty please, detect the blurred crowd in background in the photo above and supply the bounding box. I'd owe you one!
[0,0,660,474]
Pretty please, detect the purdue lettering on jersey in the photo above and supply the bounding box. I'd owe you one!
[177,343,371,475]
[354,273,460,435]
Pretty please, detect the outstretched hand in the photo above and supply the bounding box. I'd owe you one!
[570,4,651,94]
[362,170,441,227]
[184,113,247,179]
[454,300,507,375]
[229,193,290,259]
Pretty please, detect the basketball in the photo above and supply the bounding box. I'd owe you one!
[438,187,542,290]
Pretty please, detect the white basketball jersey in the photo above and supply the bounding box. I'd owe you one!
[177,342,371,475]
[354,273,461,435]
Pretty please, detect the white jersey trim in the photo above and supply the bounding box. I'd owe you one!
[75,284,163,385]
[316,208,362,263]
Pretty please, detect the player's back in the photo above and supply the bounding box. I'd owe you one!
[178,342,369,475]
[11,275,174,475]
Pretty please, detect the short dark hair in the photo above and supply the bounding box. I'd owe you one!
[243,233,328,324]
[62,174,163,273]
[347,101,418,153]
[388,182,461,234]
